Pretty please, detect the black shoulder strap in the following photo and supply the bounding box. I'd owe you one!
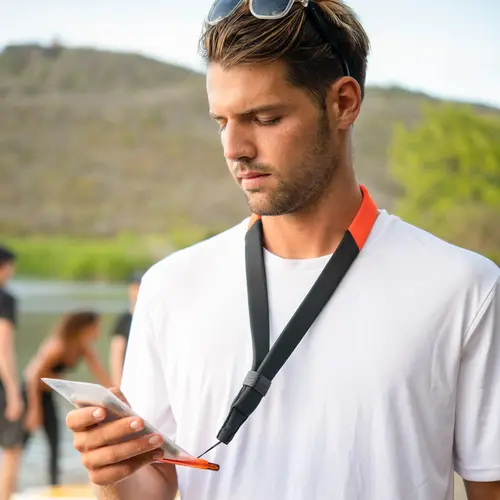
[216,218,360,445]
[246,221,270,370]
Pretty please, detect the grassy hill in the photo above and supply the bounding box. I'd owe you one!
[1,43,498,238]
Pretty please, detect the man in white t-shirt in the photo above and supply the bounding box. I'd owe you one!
[65,0,500,499]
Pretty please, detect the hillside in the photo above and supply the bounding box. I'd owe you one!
[1,43,498,237]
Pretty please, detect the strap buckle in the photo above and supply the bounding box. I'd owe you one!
[243,370,271,397]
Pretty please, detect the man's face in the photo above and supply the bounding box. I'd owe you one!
[0,261,15,287]
[207,61,340,216]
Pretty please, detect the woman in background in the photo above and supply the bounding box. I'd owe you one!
[23,310,111,486]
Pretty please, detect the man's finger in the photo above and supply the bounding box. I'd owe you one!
[82,433,164,469]
[66,406,107,432]
[87,449,164,486]
[73,416,146,452]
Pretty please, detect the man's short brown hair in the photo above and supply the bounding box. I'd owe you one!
[200,0,371,106]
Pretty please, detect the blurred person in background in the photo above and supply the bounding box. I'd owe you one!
[109,270,143,387]
[0,246,25,500]
[23,310,111,486]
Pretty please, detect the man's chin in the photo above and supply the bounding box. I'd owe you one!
[243,191,267,212]
[244,189,296,216]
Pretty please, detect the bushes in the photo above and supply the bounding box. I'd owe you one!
[3,227,215,281]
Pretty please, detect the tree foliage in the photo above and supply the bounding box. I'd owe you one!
[390,103,500,264]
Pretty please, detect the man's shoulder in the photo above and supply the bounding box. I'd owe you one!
[0,287,17,326]
[0,288,16,308]
[112,311,132,336]
[384,212,500,291]
[0,287,15,303]
[141,219,248,289]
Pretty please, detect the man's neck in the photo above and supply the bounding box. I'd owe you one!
[260,177,363,260]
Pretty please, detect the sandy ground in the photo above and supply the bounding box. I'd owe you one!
[454,474,467,499]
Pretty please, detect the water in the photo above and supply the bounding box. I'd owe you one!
[6,278,129,491]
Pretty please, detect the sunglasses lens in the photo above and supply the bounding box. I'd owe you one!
[251,0,293,17]
[207,0,243,23]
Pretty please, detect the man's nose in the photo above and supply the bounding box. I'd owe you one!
[222,122,257,162]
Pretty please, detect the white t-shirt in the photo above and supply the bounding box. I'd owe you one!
[121,210,500,500]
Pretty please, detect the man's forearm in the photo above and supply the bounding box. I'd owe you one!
[93,463,178,500]
[464,480,500,500]
[0,323,20,396]
[0,356,19,395]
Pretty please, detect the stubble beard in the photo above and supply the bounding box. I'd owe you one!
[243,113,339,217]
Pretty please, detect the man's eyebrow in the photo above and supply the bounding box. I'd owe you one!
[209,104,285,121]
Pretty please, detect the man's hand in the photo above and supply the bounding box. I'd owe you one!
[5,391,24,421]
[66,389,165,486]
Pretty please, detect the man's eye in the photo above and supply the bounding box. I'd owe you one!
[255,117,281,127]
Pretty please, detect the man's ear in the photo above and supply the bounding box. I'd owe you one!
[327,76,362,130]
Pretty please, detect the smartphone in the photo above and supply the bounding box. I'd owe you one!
[42,378,219,471]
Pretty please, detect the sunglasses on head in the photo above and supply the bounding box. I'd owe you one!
[206,0,351,78]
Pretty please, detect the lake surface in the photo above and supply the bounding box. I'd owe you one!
[3,278,468,499]
[5,278,129,491]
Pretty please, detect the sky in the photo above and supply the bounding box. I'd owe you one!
[3,0,500,108]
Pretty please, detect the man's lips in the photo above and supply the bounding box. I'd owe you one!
[238,172,271,189]
[238,172,270,179]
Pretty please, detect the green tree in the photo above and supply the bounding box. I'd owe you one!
[390,103,500,264]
